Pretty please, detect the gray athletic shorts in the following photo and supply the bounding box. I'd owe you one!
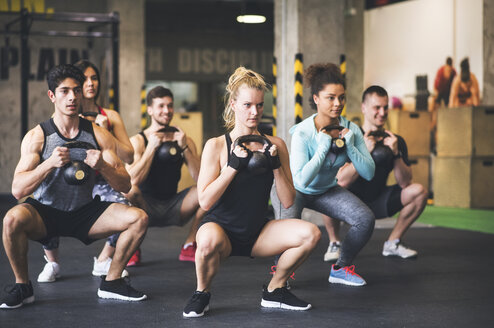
[142,188,190,227]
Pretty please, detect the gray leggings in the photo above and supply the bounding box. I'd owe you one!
[271,185,375,267]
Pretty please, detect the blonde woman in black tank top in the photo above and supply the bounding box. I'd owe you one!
[182,67,321,318]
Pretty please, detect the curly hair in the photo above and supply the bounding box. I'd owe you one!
[304,63,345,110]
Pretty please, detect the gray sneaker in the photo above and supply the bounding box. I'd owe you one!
[382,240,417,259]
[323,242,341,262]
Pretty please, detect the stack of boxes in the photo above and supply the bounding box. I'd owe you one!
[386,110,431,193]
[173,112,203,192]
[434,106,494,208]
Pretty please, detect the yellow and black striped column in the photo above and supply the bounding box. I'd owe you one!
[272,57,277,136]
[294,53,303,124]
[340,54,347,117]
[108,86,115,110]
[140,84,148,129]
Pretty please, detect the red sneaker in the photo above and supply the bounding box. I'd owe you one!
[179,242,197,262]
[127,249,141,267]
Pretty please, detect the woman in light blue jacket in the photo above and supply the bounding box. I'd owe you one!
[272,63,375,286]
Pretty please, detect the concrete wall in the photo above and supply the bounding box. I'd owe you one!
[274,0,345,143]
[298,0,345,119]
[107,0,145,136]
[344,0,365,117]
[364,0,483,104]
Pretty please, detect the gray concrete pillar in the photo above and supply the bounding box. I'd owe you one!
[274,0,347,226]
[484,0,494,105]
[107,0,145,136]
[344,0,365,117]
[274,0,346,144]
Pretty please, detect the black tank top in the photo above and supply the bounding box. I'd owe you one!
[206,133,274,242]
[138,131,184,200]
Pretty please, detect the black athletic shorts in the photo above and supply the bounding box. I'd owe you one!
[366,184,403,219]
[25,196,112,245]
[199,217,268,257]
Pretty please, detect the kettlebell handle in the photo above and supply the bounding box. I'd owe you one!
[81,111,99,118]
[322,125,344,133]
[233,134,272,153]
[158,126,179,133]
[63,141,96,150]
[368,130,390,139]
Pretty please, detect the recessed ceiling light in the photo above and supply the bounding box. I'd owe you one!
[236,14,266,24]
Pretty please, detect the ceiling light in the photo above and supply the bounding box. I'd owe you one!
[237,14,266,24]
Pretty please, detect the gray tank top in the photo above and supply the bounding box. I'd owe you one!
[32,118,100,211]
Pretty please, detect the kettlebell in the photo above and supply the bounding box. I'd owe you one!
[233,135,272,175]
[368,130,393,164]
[62,141,95,185]
[371,142,394,164]
[322,125,346,154]
[156,126,183,163]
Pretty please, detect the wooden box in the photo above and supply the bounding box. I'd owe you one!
[172,112,203,191]
[387,155,430,193]
[437,106,494,157]
[433,156,494,209]
[386,110,431,156]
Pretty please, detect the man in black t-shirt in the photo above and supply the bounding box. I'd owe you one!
[322,86,427,261]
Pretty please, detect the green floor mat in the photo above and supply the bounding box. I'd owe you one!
[417,206,494,234]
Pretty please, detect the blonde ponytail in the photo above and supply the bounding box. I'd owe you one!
[223,67,269,130]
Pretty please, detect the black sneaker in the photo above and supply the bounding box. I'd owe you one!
[183,291,211,318]
[97,276,147,301]
[261,285,311,310]
[0,282,35,309]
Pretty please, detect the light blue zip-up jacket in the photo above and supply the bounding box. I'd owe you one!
[290,114,375,195]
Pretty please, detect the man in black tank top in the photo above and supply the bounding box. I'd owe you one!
[1,65,148,309]
[114,86,205,265]
[323,86,427,262]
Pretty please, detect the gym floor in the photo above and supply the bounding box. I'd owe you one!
[0,196,493,328]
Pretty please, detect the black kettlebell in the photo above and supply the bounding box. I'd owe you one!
[156,126,183,163]
[368,131,393,164]
[322,125,346,154]
[233,135,272,175]
[62,141,95,185]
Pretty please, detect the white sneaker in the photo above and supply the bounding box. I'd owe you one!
[382,239,418,259]
[323,242,341,262]
[37,256,61,283]
[92,257,129,277]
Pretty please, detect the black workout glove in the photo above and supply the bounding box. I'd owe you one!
[264,147,281,170]
[228,151,250,171]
